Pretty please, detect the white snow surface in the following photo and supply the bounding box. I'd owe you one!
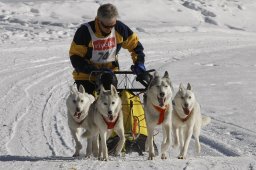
[0,0,256,169]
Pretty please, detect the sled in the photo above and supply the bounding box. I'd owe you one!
[106,70,158,156]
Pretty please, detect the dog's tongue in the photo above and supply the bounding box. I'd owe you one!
[108,115,113,121]
[74,112,81,119]
[158,97,165,107]
[183,108,190,115]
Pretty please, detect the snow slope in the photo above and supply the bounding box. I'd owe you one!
[0,0,256,169]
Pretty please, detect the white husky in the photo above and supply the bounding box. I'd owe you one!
[172,83,211,159]
[144,71,173,160]
[83,85,125,161]
[66,84,96,157]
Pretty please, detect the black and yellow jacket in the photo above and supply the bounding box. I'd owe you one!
[69,18,145,80]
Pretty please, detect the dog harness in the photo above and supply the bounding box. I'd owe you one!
[153,104,169,125]
[102,115,119,129]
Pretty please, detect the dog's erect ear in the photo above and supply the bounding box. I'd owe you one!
[163,71,169,78]
[179,83,185,92]
[111,84,118,96]
[187,83,192,90]
[70,84,77,94]
[78,84,86,94]
[100,85,106,95]
[154,71,159,78]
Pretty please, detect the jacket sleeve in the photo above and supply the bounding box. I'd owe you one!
[69,25,97,73]
[116,21,145,64]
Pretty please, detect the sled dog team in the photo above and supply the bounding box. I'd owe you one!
[66,71,211,161]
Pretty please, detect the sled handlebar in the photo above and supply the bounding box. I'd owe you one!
[113,69,155,75]
[89,69,155,93]
[115,69,155,92]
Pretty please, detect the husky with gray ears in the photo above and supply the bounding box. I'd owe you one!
[144,71,174,160]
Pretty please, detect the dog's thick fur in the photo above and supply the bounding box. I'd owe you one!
[66,84,96,157]
[172,83,211,159]
[83,85,125,161]
[144,71,173,160]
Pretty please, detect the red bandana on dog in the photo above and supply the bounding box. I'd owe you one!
[153,104,170,125]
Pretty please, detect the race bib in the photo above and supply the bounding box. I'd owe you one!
[91,37,116,63]
[85,23,117,64]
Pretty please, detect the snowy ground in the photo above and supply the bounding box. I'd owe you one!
[0,0,256,169]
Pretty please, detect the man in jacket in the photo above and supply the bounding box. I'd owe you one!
[69,3,146,94]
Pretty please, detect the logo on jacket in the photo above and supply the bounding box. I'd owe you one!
[93,37,116,51]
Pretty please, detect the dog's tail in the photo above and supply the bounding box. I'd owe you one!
[202,116,211,127]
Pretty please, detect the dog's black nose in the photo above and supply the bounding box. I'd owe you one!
[160,92,165,97]
[108,111,113,115]
[76,107,80,112]
[184,103,189,108]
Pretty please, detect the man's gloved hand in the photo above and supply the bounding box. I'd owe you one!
[131,63,146,75]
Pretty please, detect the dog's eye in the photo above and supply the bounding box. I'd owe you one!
[112,102,115,105]
[73,100,76,103]
[181,96,184,100]
[188,96,191,99]
[104,103,107,105]
[81,100,83,103]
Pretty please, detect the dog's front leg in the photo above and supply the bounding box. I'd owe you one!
[147,127,155,160]
[178,128,184,153]
[193,123,201,155]
[172,126,179,148]
[85,138,92,158]
[179,127,193,159]
[70,129,82,157]
[92,135,99,157]
[100,131,108,161]
[161,124,171,159]
[114,128,125,156]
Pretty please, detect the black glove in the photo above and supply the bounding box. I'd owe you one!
[131,63,146,75]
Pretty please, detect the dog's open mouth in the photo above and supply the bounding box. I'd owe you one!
[74,112,82,119]
[108,114,114,121]
[183,107,190,115]
[158,97,166,107]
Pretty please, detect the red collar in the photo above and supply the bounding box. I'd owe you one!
[153,104,169,125]
[102,115,119,129]
[174,108,192,122]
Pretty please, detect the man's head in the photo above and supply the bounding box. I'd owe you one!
[97,3,118,34]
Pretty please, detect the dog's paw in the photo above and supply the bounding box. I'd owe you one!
[72,153,80,157]
[148,153,155,160]
[178,155,185,159]
[161,154,167,160]
[102,157,108,161]
[98,157,108,161]
[114,152,121,157]
[85,154,91,159]
[148,156,154,160]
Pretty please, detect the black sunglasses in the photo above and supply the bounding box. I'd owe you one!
[100,21,116,29]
